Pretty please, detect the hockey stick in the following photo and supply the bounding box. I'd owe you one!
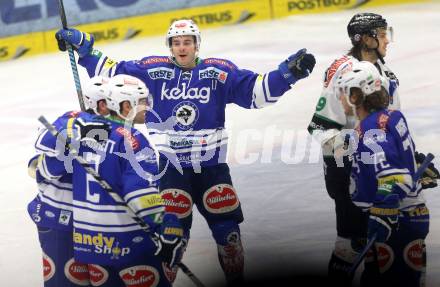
[38,115,206,287]
[57,0,86,111]
[348,152,435,278]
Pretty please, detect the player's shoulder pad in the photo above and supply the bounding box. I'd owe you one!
[386,110,409,138]
[76,112,107,123]
[52,110,83,130]
[112,125,147,151]
[113,126,157,163]
[324,55,354,88]
[203,57,238,71]
[134,55,173,69]
[59,110,82,120]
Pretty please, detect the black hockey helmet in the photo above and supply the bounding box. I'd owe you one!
[347,13,387,44]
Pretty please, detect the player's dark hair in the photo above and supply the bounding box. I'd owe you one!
[363,87,389,112]
[109,110,118,117]
[85,108,96,115]
[348,45,363,61]
[349,86,388,112]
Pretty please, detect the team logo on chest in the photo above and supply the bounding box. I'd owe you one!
[172,101,199,130]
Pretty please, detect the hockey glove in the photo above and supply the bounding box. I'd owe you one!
[278,48,316,85]
[368,194,400,243]
[415,151,439,189]
[73,117,111,143]
[154,214,185,268]
[55,28,94,57]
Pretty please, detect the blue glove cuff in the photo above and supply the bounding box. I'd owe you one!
[278,61,297,85]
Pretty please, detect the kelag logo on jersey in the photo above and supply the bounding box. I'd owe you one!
[199,67,228,83]
[147,67,175,80]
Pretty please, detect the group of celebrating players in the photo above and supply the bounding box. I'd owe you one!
[26,11,438,287]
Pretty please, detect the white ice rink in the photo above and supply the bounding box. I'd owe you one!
[1,2,439,286]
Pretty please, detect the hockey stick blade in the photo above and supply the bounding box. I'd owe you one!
[57,0,86,111]
[348,152,435,279]
[177,262,206,287]
[38,115,205,287]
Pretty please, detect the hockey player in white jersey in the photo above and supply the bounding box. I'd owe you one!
[307,13,399,285]
[55,19,316,285]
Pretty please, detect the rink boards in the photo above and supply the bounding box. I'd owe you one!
[0,0,430,62]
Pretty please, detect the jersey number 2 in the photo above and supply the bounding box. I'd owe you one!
[84,152,101,203]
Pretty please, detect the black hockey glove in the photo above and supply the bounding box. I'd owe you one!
[279,48,316,85]
[73,117,111,143]
[415,151,439,189]
[153,214,185,268]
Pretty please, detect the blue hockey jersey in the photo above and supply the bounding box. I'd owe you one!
[79,51,292,168]
[351,109,424,211]
[31,111,164,265]
[27,111,82,231]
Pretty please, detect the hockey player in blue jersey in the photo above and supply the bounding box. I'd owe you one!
[55,19,316,285]
[336,61,431,287]
[307,13,438,285]
[29,74,184,287]
[27,76,117,286]
[66,74,185,287]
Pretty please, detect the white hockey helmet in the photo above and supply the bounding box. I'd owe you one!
[166,19,201,50]
[106,74,149,119]
[83,76,110,113]
[336,61,383,106]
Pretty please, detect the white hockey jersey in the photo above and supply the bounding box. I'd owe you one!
[307,55,400,154]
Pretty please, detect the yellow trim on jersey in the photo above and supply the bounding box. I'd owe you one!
[163,227,184,237]
[103,57,117,70]
[66,118,76,139]
[378,174,408,185]
[370,207,399,216]
[136,193,164,210]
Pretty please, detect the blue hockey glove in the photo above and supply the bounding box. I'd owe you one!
[55,28,94,57]
[368,194,400,243]
[154,214,185,268]
[73,117,110,142]
[278,48,316,85]
[415,151,439,189]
